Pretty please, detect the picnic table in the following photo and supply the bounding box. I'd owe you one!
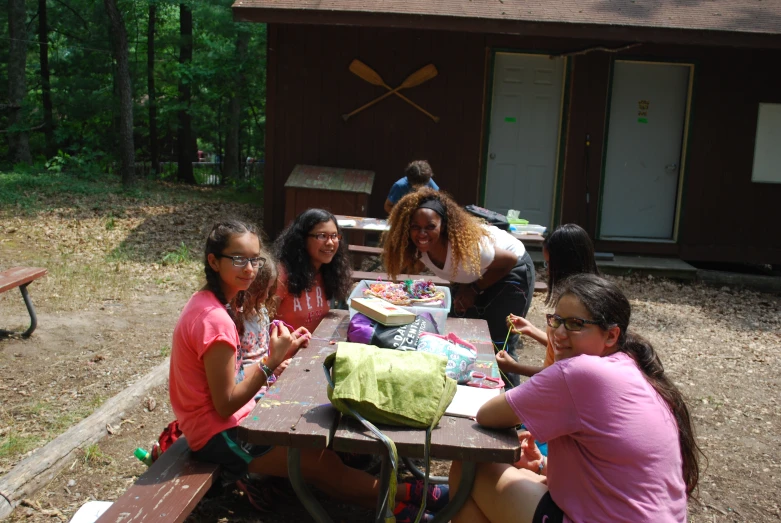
[238,310,519,523]
[336,214,544,248]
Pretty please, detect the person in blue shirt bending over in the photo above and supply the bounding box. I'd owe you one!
[384,160,439,214]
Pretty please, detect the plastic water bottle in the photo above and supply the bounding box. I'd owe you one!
[134,447,154,467]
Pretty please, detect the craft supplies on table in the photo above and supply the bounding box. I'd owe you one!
[348,280,451,330]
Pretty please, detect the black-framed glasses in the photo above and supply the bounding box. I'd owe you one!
[308,233,342,242]
[218,254,266,269]
[546,313,603,332]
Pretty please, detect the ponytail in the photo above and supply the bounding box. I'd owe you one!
[620,331,702,496]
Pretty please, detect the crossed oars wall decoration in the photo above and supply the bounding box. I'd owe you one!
[343,60,440,123]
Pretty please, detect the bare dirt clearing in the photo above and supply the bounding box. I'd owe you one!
[2,182,780,522]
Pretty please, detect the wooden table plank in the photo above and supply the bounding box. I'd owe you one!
[237,311,350,448]
[333,316,520,464]
[0,267,47,294]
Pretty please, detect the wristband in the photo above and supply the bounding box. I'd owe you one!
[257,361,273,381]
[537,455,546,475]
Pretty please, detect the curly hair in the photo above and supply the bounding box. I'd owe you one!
[273,209,352,301]
[382,187,489,279]
[202,219,260,322]
[232,249,278,336]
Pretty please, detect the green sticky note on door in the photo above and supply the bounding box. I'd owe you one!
[504,117,517,123]
[638,117,648,124]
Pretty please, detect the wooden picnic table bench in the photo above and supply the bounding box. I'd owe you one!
[95,437,219,523]
[0,267,47,338]
[239,310,520,523]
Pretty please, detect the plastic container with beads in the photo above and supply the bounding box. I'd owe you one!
[348,280,451,332]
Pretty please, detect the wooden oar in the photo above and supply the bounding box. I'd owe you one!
[344,61,440,122]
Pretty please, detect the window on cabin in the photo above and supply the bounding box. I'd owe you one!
[752,102,781,183]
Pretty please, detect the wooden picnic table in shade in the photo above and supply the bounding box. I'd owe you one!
[238,310,519,523]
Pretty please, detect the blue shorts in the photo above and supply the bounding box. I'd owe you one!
[192,427,273,484]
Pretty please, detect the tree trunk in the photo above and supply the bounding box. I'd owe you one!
[176,3,195,184]
[7,0,32,164]
[104,0,135,186]
[222,32,249,182]
[148,2,158,174]
[39,0,54,157]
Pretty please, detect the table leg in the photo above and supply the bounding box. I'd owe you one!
[287,448,334,523]
[20,284,38,338]
[430,461,476,523]
[374,452,393,523]
[0,284,38,339]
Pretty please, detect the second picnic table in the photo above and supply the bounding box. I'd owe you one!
[238,309,519,523]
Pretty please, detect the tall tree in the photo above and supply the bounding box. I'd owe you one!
[147,0,158,174]
[104,0,135,185]
[7,0,32,164]
[176,2,195,184]
[222,31,249,181]
[39,0,54,156]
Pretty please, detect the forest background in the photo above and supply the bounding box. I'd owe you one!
[2,0,267,188]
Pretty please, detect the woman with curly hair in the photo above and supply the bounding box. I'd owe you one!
[383,188,535,386]
[273,209,353,332]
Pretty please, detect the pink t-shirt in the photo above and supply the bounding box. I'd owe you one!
[170,291,255,451]
[274,266,329,332]
[506,352,687,523]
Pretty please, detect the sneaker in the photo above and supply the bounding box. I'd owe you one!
[235,479,273,513]
[406,480,450,512]
[393,501,434,523]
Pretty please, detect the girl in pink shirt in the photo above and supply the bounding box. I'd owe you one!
[448,274,702,523]
[170,220,444,520]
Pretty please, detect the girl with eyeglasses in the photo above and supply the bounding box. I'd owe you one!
[449,274,701,523]
[500,224,599,378]
[273,209,352,333]
[383,187,535,387]
[170,220,438,517]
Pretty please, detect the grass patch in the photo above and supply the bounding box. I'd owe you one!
[83,443,111,466]
[0,433,43,459]
[160,345,171,357]
[0,169,262,215]
[162,242,192,265]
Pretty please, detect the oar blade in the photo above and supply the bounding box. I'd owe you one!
[400,64,438,89]
[349,59,386,87]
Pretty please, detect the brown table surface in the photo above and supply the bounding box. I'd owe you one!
[238,311,520,464]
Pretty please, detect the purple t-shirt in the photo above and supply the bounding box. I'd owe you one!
[506,352,687,523]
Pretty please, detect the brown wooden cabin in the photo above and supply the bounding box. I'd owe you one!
[233,0,781,265]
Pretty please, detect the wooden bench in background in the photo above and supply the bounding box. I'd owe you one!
[96,438,219,523]
[0,267,47,338]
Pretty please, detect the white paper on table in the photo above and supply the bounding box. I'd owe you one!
[363,223,390,230]
[445,385,501,419]
[337,219,357,227]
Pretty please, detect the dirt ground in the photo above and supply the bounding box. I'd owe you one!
[2,191,780,522]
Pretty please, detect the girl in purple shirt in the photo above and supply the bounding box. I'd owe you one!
[449,274,701,523]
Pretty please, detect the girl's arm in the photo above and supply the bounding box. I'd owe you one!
[475,393,522,428]
[507,314,547,346]
[496,350,545,377]
[204,323,293,419]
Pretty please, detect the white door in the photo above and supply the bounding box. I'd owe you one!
[599,61,691,239]
[484,53,565,226]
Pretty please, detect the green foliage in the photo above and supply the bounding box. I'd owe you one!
[3,0,266,173]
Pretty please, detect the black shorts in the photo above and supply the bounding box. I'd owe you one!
[533,491,565,523]
[192,427,273,484]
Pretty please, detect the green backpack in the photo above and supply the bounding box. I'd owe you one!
[324,342,457,523]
